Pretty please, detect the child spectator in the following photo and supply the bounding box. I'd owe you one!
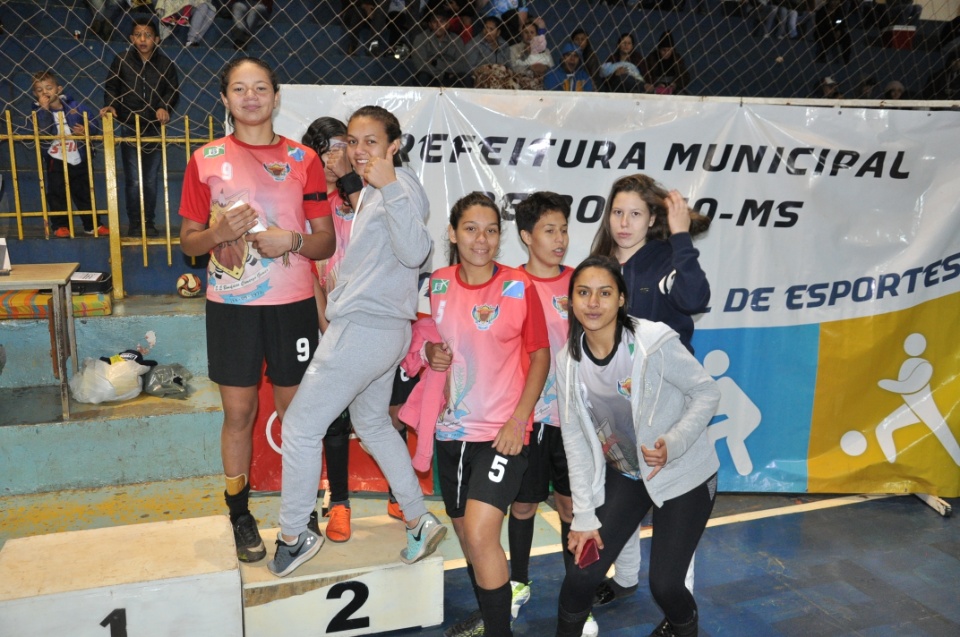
[571,27,601,87]
[411,7,471,87]
[645,31,690,95]
[543,42,594,92]
[101,17,180,237]
[29,71,106,237]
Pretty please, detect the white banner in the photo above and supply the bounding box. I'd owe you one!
[276,87,960,495]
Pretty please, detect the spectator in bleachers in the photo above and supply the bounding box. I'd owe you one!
[923,53,960,101]
[544,42,595,92]
[445,0,477,45]
[883,80,908,100]
[156,0,195,40]
[344,0,390,56]
[469,16,511,67]
[571,27,601,87]
[814,0,851,65]
[769,0,811,39]
[645,31,690,95]
[600,33,648,94]
[185,1,220,47]
[87,0,123,41]
[28,70,107,237]
[411,6,472,86]
[229,0,273,49]
[812,75,844,98]
[854,75,877,99]
[750,0,780,38]
[386,0,417,48]
[509,17,553,87]
[101,17,180,237]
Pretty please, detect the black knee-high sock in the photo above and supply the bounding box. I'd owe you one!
[560,520,574,573]
[387,427,408,503]
[477,582,513,636]
[556,602,590,637]
[224,483,251,523]
[467,563,482,608]
[324,411,351,505]
[508,513,535,584]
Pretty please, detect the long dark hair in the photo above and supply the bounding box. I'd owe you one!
[447,192,500,266]
[590,173,710,259]
[567,256,636,363]
[348,105,404,167]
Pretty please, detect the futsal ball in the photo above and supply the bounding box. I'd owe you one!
[176,273,203,298]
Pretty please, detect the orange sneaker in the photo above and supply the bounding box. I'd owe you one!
[54,227,71,238]
[325,504,351,543]
[387,499,405,522]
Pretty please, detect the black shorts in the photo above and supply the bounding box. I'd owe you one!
[515,422,571,503]
[389,365,421,406]
[436,439,529,519]
[206,297,319,387]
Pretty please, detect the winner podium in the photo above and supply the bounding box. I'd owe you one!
[0,514,444,636]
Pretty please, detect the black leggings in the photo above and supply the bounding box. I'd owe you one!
[558,469,716,624]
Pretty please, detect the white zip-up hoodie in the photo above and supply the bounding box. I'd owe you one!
[558,319,720,532]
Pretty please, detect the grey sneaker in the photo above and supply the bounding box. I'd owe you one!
[400,512,447,564]
[443,610,484,637]
[232,513,266,563]
[267,528,324,577]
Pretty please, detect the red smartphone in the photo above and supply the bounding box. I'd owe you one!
[577,538,600,569]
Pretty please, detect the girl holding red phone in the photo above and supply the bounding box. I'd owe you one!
[555,256,720,637]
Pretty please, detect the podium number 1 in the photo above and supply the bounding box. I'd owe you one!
[100,609,127,637]
[326,581,371,632]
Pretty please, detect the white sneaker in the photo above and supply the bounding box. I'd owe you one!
[509,580,531,619]
[582,613,599,637]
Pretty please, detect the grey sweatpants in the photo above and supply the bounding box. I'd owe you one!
[279,319,428,536]
[613,530,696,592]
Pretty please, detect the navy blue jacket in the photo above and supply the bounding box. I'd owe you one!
[621,232,710,354]
[29,93,100,156]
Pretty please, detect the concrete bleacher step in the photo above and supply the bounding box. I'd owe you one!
[0,515,244,637]
[242,516,444,636]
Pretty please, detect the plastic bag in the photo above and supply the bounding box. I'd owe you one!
[143,364,193,399]
[69,357,150,404]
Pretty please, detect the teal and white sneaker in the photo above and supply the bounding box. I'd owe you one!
[267,528,323,577]
[510,580,531,619]
[400,512,447,564]
[582,613,599,637]
[443,610,484,637]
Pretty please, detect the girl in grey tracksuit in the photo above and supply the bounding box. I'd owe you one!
[555,256,720,637]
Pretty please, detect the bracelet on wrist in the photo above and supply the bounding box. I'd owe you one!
[338,171,364,196]
[290,231,304,254]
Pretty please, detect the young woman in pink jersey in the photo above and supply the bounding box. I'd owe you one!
[424,192,550,637]
[178,57,336,563]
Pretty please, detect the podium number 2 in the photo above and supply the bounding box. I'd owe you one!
[100,609,127,637]
[326,581,371,632]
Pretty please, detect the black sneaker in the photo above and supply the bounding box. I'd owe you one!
[232,513,266,562]
[443,610,484,637]
[126,224,142,238]
[593,578,638,607]
[308,510,321,535]
[145,222,159,237]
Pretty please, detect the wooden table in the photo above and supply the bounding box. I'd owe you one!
[0,263,80,419]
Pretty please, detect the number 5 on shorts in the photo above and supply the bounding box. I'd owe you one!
[489,455,508,483]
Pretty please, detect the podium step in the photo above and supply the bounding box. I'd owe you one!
[242,515,445,636]
[0,516,243,637]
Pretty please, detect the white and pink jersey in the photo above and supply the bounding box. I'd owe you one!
[319,190,354,294]
[523,266,572,428]
[431,263,549,443]
[180,135,330,306]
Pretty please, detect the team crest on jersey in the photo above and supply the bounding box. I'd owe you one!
[262,162,290,181]
[617,376,632,399]
[552,295,569,319]
[432,279,449,295]
[203,144,225,158]
[472,304,500,330]
[501,280,525,299]
[287,145,305,162]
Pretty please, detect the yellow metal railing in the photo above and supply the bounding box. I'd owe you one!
[0,111,217,298]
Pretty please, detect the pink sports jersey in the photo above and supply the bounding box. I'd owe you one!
[180,135,330,306]
[522,266,572,427]
[321,190,354,294]
[431,263,549,443]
